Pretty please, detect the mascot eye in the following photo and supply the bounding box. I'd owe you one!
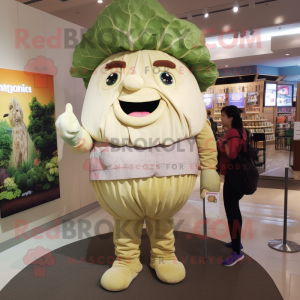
[106,73,119,86]
[35,67,39,70]
[43,67,47,71]
[160,72,174,86]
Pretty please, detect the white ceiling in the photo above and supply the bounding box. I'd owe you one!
[16,0,300,73]
[17,0,300,32]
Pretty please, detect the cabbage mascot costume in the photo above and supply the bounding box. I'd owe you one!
[55,0,220,292]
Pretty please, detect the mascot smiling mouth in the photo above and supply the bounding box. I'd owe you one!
[119,100,160,117]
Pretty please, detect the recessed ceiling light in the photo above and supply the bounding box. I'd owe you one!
[286,54,290,56]
[97,0,103,3]
[203,8,209,18]
[225,65,229,67]
[233,2,239,13]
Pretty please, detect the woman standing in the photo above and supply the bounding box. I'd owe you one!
[217,105,248,267]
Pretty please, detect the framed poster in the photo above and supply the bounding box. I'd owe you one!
[215,93,226,104]
[264,82,277,107]
[277,84,293,107]
[0,65,60,218]
[202,94,214,109]
[228,92,245,108]
[247,92,259,106]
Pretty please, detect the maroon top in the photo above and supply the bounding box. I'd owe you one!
[217,128,247,176]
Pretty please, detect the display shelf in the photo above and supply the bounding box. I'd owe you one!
[242,119,269,122]
[244,125,274,129]
[249,131,274,134]
[246,112,260,114]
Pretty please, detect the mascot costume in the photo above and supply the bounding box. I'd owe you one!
[55,0,220,292]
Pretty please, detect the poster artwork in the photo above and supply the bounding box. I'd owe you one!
[0,65,60,218]
[247,92,259,106]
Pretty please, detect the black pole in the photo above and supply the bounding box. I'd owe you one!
[283,167,288,245]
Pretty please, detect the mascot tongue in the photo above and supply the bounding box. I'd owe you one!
[128,112,150,117]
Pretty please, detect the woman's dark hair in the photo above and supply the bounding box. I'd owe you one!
[221,105,244,136]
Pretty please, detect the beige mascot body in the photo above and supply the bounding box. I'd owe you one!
[55,0,220,292]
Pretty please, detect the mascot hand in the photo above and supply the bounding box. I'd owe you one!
[55,103,83,147]
[200,169,221,199]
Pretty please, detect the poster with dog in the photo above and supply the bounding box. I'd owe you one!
[0,65,60,218]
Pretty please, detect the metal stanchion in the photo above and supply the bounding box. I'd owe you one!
[268,167,300,253]
[203,199,208,260]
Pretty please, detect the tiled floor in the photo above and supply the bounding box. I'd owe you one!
[0,175,300,299]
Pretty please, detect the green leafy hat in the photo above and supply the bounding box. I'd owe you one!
[70,0,218,92]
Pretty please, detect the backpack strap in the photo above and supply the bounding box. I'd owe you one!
[226,136,242,141]
[226,134,246,154]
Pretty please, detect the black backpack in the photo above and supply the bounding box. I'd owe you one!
[226,130,259,195]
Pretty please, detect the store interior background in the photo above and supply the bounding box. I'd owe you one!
[0,0,300,299]
[1,0,300,258]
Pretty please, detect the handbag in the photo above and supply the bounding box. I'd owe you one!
[225,131,259,195]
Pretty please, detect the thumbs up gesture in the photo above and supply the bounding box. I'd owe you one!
[55,103,83,147]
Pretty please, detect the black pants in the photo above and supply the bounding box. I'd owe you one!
[223,175,244,254]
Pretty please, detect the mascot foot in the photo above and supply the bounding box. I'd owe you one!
[100,264,142,292]
[150,258,186,284]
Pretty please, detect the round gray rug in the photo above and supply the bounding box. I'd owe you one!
[0,229,282,300]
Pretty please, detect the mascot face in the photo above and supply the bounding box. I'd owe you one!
[82,50,207,147]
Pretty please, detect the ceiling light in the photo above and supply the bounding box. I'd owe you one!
[225,65,229,67]
[203,8,209,18]
[286,54,290,56]
[97,0,103,3]
[233,2,239,13]
[187,12,193,21]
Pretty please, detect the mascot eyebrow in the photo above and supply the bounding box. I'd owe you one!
[105,61,126,69]
[105,60,176,70]
[153,60,176,69]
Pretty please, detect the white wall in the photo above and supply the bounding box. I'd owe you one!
[0,0,97,244]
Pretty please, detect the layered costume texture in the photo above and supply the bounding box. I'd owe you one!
[55,0,220,291]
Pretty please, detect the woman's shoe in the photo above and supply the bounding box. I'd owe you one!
[222,251,244,267]
[225,241,243,249]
